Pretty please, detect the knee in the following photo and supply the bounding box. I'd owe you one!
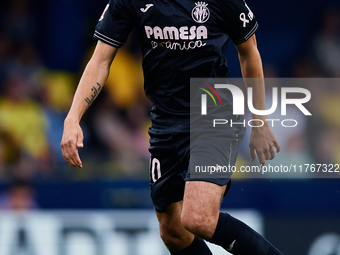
[181,211,217,240]
[159,224,189,250]
[160,228,179,247]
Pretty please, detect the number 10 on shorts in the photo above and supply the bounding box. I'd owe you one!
[150,158,161,182]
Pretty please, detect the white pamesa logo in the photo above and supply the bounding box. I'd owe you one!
[145,25,208,50]
[192,2,210,23]
[144,1,210,50]
[145,26,208,40]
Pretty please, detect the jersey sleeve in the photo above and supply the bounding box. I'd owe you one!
[94,0,135,48]
[219,0,258,44]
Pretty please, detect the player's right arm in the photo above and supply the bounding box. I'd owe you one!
[61,41,118,168]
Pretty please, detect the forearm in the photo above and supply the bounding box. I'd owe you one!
[65,60,110,123]
[238,47,267,123]
[236,36,280,163]
[65,41,118,124]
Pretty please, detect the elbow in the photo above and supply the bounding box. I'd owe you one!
[87,57,112,77]
[91,57,112,72]
[238,47,260,61]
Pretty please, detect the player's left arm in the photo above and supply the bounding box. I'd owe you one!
[235,34,280,165]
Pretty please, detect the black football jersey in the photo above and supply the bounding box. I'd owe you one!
[94,0,258,131]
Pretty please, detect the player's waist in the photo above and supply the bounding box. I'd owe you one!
[150,107,190,132]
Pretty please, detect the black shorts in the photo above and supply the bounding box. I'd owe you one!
[148,127,245,213]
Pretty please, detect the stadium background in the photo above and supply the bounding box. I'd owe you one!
[0,0,339,254]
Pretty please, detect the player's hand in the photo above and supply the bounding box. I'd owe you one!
[249,125,280,166]
[60,119,84,168]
